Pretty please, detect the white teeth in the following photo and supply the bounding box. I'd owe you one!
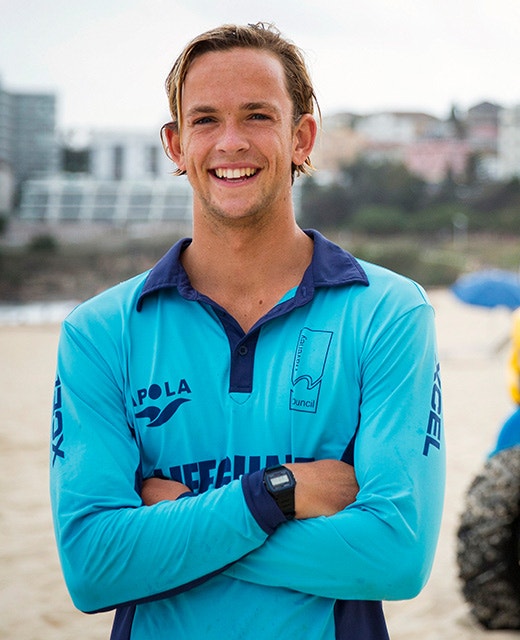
[215,167,256,179]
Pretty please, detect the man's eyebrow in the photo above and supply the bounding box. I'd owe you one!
[185,105,216,118]
[242,101,279,113]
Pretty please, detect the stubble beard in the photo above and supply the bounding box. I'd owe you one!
[197,187,282,233]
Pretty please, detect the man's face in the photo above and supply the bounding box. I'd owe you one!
[171,47,312,225]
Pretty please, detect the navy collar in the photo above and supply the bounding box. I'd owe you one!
[136,229,368,312]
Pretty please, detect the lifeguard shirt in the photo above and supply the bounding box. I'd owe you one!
[50,230,445,640]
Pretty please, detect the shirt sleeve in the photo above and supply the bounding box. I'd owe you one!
[49,312,277,614]
[223,302,446,601]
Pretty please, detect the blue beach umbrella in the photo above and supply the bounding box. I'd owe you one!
[451,269,520,310]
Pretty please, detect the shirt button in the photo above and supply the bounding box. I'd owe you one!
[238,345,248,356]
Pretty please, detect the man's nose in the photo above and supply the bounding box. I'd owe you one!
[216,121,250,154]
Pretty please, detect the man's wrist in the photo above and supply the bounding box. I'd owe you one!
[263,465,297,520]
[241,470,288,534]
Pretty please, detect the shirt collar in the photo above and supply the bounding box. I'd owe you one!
[136,229,368,311]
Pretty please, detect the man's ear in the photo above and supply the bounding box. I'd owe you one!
[160,124,185,172]
[292,114,317,167]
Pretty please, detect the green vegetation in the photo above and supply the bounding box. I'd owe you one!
[300,160,520,239]
[298,158,519,287]
[28,233,59,253]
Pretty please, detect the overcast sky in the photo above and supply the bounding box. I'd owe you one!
[1,0,519,134]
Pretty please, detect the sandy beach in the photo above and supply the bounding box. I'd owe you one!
[1,288,519,639]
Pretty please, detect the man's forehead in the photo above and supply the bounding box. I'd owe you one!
[181,49,291,110]
[185,47,285,83]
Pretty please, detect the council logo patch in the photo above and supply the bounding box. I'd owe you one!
[290,328,333,413]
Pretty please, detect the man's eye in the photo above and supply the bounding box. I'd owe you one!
[193,117,214,125]
[250,113,270,121]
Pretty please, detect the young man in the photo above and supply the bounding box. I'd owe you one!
[50,23,445,640]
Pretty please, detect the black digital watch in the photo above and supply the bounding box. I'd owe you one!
[263,465,296,519]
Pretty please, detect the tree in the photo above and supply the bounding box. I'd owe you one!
[299,177,352,230]
[340,159,428,213]
[448,104,466,139]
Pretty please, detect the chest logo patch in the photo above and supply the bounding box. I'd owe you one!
[134,379,192,427]
[290,328,333,413]
[136,398,191,427]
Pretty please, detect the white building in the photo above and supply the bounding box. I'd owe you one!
[497,105,520,179]
[89,129,172,181]
[354,111,440,145]
[19,176,193,223]
[19,128,191,223]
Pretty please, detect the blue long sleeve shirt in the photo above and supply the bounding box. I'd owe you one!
[50,230,445,639]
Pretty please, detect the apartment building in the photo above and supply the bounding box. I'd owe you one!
[0,77,59,213]
[0,78,59,184]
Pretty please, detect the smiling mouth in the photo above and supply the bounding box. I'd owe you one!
[213,167,258,180]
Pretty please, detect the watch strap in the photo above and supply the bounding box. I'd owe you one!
[263,465,296,519]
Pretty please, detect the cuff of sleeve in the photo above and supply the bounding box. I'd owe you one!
[241,469,287,535]
[176,490,196,500]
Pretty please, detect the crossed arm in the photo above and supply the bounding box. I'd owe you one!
[142,459,359,519]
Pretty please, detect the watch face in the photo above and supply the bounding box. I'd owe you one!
[270,471,291,488]
[266,468,293,491]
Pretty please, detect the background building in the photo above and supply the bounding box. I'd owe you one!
[19,176,193,223]
[18,129,194,224]
[0,78,59,183]
[10,91,59,184]
[309,103,513,185]
[497,105,520,179]
[89,129,172,181]
[0,77,59,212]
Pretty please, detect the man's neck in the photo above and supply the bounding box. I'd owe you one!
[182,219,313,332]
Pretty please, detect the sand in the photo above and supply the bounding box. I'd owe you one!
[1,288,519,639]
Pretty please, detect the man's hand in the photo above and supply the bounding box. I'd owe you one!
[141,477,191,506]
[284,460,358,519]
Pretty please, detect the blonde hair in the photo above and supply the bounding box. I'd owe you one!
[161,22,320,178]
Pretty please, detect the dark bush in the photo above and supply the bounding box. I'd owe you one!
[28,234,59,253]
